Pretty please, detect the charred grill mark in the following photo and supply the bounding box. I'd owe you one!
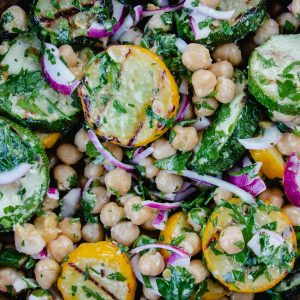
[125,49,132,59]
[68,263,119,300]
[128,122,143,147]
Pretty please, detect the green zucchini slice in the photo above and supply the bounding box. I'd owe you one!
[175,0,266,45]
[0,33,81,132]
[0,117,49,232]
[249,34,300,115]
[192,71,260,175]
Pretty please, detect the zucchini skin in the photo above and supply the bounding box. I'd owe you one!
[191,97,260,175]
[0,117,49,232]
[175,0,266,45]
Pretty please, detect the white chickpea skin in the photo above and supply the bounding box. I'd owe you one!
[213,187,233,205]
[59,45,78,67]
[139,251,165,276]
[277,12,299,33]
[192,70,217,98]
[147,13,172,32]
[182,43,212,72]
[282,205,300,226]
[187,260,209,284]
[277,133,300,156]
[254,18,279,45]
[143,286,160,300]
[193,96,219,117]
[74,128,90,152]
[105,168,132,196]
[47,235,73,262]
[212,43,242,66]
[84,162,104,178]
[230,293,255,300]
[209,60,234,79]
[53,164,77,191]
[124,196,152,225]
[111,221,140,246]
[34,259,60,290]
[171,126,199,152]
[58,218,82,243]
[56,144,83,165]
[91,186,110,213]
[0,268,24,293]
[179,232,202,256]
[151,138,176,159]
[219,226,244,254]
[100,202,125,227]
[155,170,183,194]
[141,209,158,231]
[1,6,28,33]
[259,188,284,208]
[215,77,236,104]
[291,0,300,17]
[81,223,104,242]
[138,157,159,179]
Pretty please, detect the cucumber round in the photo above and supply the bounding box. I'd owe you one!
[0,33,82,132]
[192,70,260,175]
[248,34,300,115]
[175,0,266,45]
[0,117,49,232]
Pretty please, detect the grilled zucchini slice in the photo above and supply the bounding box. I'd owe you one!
[0,117,49,232]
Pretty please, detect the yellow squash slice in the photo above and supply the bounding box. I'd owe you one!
[58,241,137,300]
[79,45,179,147]
[202,199,296,293]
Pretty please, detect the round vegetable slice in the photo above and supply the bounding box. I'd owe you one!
[58,241,137,300]
[79,45,179,147]
[249,34,300,115]
[0,117,49,232]
[202,199,297,293]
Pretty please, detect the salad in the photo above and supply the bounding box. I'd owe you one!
[0,0,300,299]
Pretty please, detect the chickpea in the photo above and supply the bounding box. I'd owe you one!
[141,209,158,231]
[47,235,73,262]
[124,196,152,225]
[230,293,255,300]
[56,144,83,165]
[213,187,233,205]
[1,6,28,33]
[277,133,300,156]
[187,208,207,232]
[139,251,165,276]
[119,193,136,206]
[254,18,279,45]
[29,290,53,300]
[291,0,300,17]
[259,188,284,208]
[155,170,183,194]
[84,163,104,178]
[74,128,89,152]
[58,218,82,243]
[139,157,159,179]
[219,226,244,254]
[212,43,242,66]
[209,61,234,79]
[143,286,160,300]
[119,27,142,44]
[200,0,220,7]
[105,168,132,196]
[277,12,299,33]
[59,45,78,67]
[182,44,212,72]
[192,70,217,98]
[147,13,172,32]
[152,138,176,159]
[34,259,60,290]
[187,260,209,284]
[82,223,104,242]
[14,224,46,255]
[179,233,201,256]
[53,164,77,191]
[103,142,123,165]
[171,126,199,152]
[91,186,110,213]
[34,212,60,244]
[42,196,60,211]
[193,96,219,117]
[111,221,140,246]
[100,202,125,227]
[0,268,24,293]
[215,77,236,103]
[282,205,300,226]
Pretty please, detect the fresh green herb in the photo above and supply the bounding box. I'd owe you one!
[283,20,296,33]
[155,152,191,171]
[107,272,127,281]
[83,266,90,281]
[82,191,99,223]
[68,174,78,188]
[230,163,261,179]
[116,243,129,253]
[171,234,186,246]
[0,248,28,268]
[257,52,277,68]
[160,12,173,25]
[262,221,277,231]
[132,203,142,212]
[198,18,214,29]
[1,11,14,26]
[195,280,208,299]
[46,48,56,65]
[168,128,177,143]
[71,285,77,296]
[209,240,224,256]
[86,141,105,164]
[113,100,127,114]
[82,286,105,300]
[212,217,218,227]
[145,106,174,128]
[277,79,300,100]
[224,270,245,283]
[234,240,245,250]
[220,20,234,35]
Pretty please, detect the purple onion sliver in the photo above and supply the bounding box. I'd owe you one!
[153,210,168,230]
[179,78,189,95]
[242,177,266,197]
[83,176,94,194]
[31,248,48,260]
[175,95,191,122]
[142,1,185,17]
[166,252,190,267]
[132,147,153,164]
[133,5,143,25]
[174,187,197,201]
[47,187,59,200]
[193,117,210,131]
[130,243,189,257]
[142,200,182,210]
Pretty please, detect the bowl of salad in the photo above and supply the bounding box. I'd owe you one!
[0,0,300,299]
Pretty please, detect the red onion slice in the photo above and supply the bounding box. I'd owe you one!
[283,152,300,207]
[142,200,182,210]
[133,5,143,25]
[83,176,94,194]
[153,210,169,230]
[238,124,283,150]
[88,130,135,171]
[193,117,210,131]
[184,0,235,19]
[166,252,190,267]
[130,243,189,257]
[190,11,211,39]
[242,177,266,197]
[87,0,126,38]
[175,38,188,53]
[59,188,81,218]
[142,1,185,17]
[47,187,59,200]
[175,95,191,122]
[31,248,48,260]
[132,147,154,164]
[169,170,255,204]
[179,78,189,95]
[0,163,32,185]
[111,14,134,43]
[41,43,80,96]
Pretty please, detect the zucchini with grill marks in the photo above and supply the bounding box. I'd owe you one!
[0,33,81,132]
[0,117,49,232]
[175,0,266,46]
[192,71,260,175]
